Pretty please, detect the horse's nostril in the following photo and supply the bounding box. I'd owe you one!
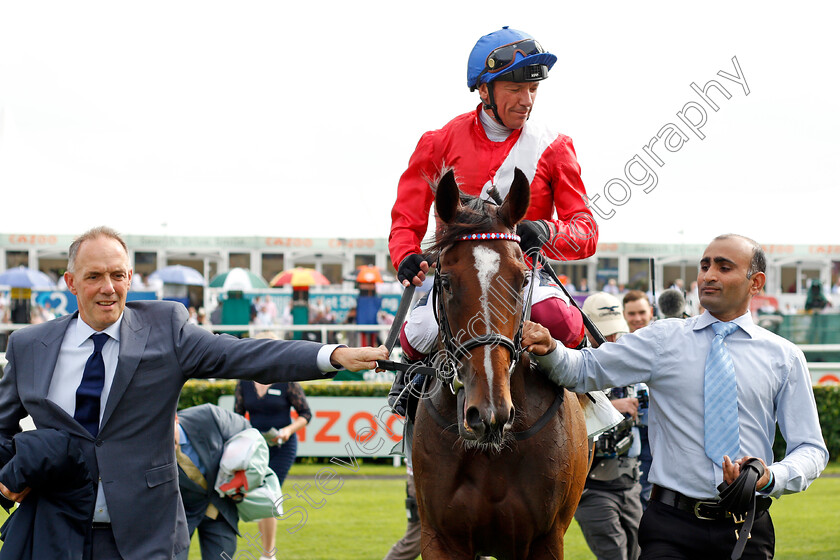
[466,407,485,432]
[508,407,516,426]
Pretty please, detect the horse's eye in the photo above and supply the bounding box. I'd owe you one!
[440,276,451,292]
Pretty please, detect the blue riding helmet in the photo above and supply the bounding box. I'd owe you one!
[467,26,557,91]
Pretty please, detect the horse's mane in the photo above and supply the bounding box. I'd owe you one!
[423,191,502,263]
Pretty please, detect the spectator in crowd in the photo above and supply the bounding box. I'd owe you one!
[621,289,654,508]
[685,280,702,316]
[558,274,577,293]
[622,290,654,333]
[255,295,278,327]
[343,306,360,347]
[804,279,831,312]
[658,289,688,319]
[356,283,382,347]
[0,225,387,560]
[235,332,312,560]
[577,277,590,293]
[575,292,643,560]
[175,404,251,560]
[604,278,620,294]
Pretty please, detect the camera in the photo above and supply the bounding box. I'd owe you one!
[594,415,635,458]
[635,387,649,411]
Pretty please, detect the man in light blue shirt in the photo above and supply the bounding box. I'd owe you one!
[523,234,828,559]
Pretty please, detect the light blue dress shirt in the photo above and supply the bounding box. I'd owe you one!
[176,423,206,476]
[534,310,828,500]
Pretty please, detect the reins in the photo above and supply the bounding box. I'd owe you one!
[378,230,561,441]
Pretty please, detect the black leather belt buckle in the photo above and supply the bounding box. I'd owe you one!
[692,500,727,521]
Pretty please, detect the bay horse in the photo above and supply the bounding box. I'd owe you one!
[411,168,590,560]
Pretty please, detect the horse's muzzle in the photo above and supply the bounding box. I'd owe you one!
[458,389,515,444]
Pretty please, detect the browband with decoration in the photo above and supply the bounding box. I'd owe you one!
[455,232,521,242]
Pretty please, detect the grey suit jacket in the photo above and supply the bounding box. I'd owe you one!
[0,300,329,560]
[177,404,250,538]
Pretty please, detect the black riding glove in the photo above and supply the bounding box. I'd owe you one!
[516,220,551,258]
[398,254,426,285]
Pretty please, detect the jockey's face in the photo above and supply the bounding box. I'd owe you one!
[480,80,539,129]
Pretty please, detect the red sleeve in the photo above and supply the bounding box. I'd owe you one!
[388,131,440,269]
[528,135,599,262]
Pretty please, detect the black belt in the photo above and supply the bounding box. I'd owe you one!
[651,485,770,521]
[92,522,112,529]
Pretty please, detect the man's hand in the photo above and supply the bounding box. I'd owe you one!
[723,456,771,489]
[0,480,30,503]
[398,254,430,287]
[611,397,639,419]
[522,320,557,356]
[330,345,389,372]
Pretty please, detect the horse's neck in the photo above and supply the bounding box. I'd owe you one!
[510,355,562,426]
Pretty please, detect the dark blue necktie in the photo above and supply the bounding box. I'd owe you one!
[74,333,109,436]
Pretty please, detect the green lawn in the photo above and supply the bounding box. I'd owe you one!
[2,462,838,559]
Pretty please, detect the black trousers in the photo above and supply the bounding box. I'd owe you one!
[639,500,775,559]
[92,525,125,560]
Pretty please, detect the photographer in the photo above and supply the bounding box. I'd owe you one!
[574,292,643,560]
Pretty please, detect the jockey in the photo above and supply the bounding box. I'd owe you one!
[388,27,607,426]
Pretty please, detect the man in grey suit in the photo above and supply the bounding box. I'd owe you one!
[0,226,388,560]
[175,404,250,560]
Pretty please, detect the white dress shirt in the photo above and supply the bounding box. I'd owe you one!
[534,310,828,500]
[47,317,121,421]
[47,316,122,523]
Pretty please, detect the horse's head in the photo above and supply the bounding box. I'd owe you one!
[429,168,530,449]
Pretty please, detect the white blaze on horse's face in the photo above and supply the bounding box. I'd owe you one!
[473,245,501,401]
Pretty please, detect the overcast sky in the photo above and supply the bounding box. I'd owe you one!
[1,1,837,247]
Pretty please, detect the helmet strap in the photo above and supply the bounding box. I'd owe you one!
[482,82,505,127]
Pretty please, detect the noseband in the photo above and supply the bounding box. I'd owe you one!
[434,232,536,393]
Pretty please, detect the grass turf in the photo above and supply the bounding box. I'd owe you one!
[1,462,838,558]
[195,462,840,559]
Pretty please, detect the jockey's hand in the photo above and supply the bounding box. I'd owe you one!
[522,320,557,356]
[398,254,429,287]
[516,220,551,259]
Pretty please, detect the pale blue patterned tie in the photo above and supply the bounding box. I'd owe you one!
[704,321,740,466]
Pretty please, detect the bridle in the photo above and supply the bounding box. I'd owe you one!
[433,231,537,394]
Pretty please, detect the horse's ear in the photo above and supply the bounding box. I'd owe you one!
[435,170,461,224]
[500,168,530,227]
